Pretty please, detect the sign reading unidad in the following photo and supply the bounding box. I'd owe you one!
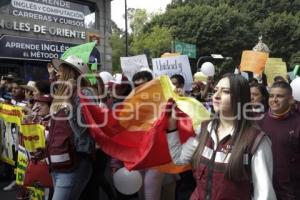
[152,55,193,91]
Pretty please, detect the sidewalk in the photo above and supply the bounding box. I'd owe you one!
[0,180,16,200]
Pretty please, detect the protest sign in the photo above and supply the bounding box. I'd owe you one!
[152,55,193,91]
[121,54,149,80]
[240,50,269,74]
[264,58,287,85]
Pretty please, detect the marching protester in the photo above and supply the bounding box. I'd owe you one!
[2,41,298,200]
[46,56,96,200]
[190,72,211,102]
[132,70,168,200]
[171,74,185,89]
[0,73,15,102]
[2,77,27,192]
[16,94,53,200]
[10,79,27,107]
[190,72,214,113]
[258,81,300,200]
[250,82,269,118]
[79,71,116,200]
[166,74,276,199]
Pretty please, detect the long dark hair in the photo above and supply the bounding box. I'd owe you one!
[250,82,269,111]
[193,74,255,181]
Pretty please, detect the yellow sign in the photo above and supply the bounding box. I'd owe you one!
[21,123,46,152]
[16,145,28,185]
[264,58,287,85]
[28,187,45,200]
[240,50,269,74]
[0,103,24,126]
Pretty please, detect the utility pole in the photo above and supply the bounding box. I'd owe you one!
[125,0,128,56]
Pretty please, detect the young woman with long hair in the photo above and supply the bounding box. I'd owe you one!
[47,56,95,200]
[250,82,269,118]
[166,74,276,200]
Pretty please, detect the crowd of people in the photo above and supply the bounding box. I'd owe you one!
[0,55,299,200]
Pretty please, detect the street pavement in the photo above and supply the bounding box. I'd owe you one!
[0,180,16,200]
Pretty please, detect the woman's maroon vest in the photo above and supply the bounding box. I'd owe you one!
[190,123,265,200]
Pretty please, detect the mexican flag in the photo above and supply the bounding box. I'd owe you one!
[80,75,210,172]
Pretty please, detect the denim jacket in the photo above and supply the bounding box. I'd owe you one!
[69,87,96,154]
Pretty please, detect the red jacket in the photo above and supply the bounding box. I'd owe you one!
[46,108,78,171]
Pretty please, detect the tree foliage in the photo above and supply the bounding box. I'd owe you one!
[150,0,300,69]
[111,0,300,72]
[111,21,125,73]
[127,8,149,37]
[130,25,172,58]
[149,3,257,69]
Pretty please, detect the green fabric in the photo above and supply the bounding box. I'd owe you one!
[61,42,98,85]
[61,42,96,64]
[293,65,299,77]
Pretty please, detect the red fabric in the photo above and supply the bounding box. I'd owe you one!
[23,161,53,188]
[80,98,195,170]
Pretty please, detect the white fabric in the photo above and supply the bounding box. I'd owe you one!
[50,153,70,163]
[251,137,276,200]
[166,125,276,200]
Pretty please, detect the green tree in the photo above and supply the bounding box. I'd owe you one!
[257,12,300,62]
[289,52,300,69]
[130,25,173,59]
[111,21,125,73]
[148,1,300,68]
[149,4,256,68]
[127,8,149,36]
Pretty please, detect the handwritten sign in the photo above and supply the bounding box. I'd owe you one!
[264,58,287,85]
[152,55,193,91]
[120,54,149,80]
[240,50,269,74]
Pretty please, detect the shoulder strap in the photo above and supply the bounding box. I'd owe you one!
[250,131,266,155]
[197,120,211,138]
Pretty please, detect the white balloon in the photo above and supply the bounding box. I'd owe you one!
[113,167,142,195]
[290,77,300,101]
[99,71,113,85]
[201,62,215,76]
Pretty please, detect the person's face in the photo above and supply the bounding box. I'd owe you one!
[5,82,13,91]
[33,89,40,99]
[250,87,263,104]
[171,78,181,89]
[269,87,292,114]
[212,77,231,114]
[35,101,50,117]
[11,83,23,98]
[56,66,63,80]
[134,78,148,88]
[24,89,34,99]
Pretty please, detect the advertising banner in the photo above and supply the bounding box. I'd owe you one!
[0,34,77,61]
[9,0,87,27]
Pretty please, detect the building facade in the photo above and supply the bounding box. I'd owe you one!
[0,0,113,80]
